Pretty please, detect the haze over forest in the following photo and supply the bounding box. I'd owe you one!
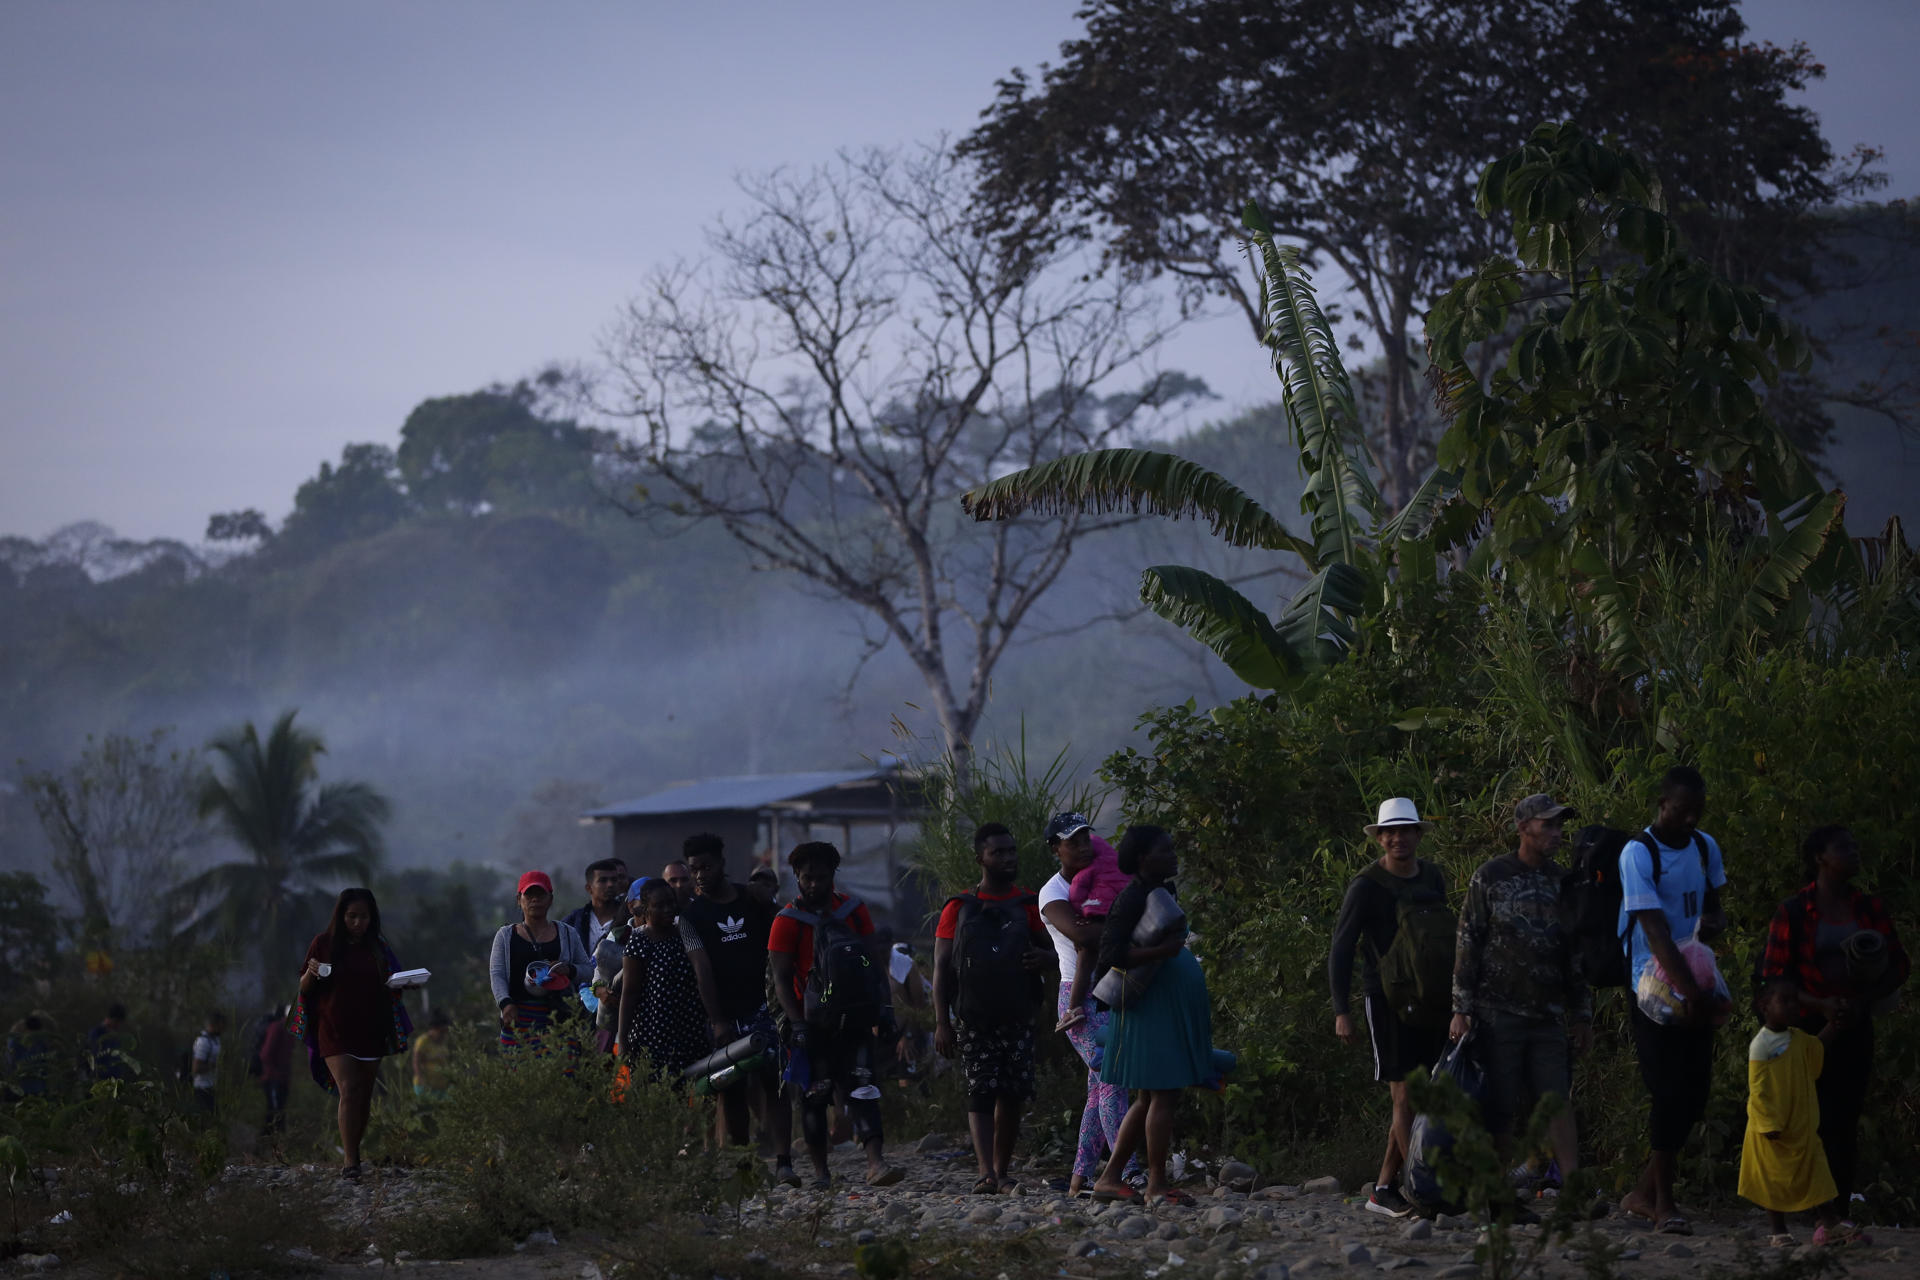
[4,0,1919,911]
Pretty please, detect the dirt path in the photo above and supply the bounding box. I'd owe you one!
[215,1139,1920,1280]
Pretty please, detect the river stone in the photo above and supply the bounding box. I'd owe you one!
[1343,1243,1372,1266]
[1207,1206,1245,1230]
[1158,1222,1188,1241]
[1117,1214,1154,1240]
[1222,1161,1259,1193]
[967,1205,1001,1225]
[1304,1177,1343,1196]
[1403,1220,1433,1242]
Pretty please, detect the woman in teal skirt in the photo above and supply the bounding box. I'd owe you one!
[1089,824,1214,1206]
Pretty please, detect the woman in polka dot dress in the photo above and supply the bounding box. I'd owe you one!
[617,878,712,1080]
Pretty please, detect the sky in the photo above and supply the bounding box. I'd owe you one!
[3,0,1918,544]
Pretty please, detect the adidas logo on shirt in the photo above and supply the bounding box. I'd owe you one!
[720,915,747,942]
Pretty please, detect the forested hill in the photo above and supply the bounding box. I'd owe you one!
[0,382,1291,883]
[5,209,1915,888]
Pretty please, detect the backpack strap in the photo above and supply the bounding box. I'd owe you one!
[1633,830,1710,887]
[829,894,864,923]
[777,904,822,927]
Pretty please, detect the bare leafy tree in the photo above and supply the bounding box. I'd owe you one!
[21,728,210,950]
[600,143,1201,779]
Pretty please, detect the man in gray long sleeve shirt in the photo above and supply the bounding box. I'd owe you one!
[1448,793,1592,1184]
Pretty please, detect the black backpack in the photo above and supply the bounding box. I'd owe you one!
[779,895,886,1032]
[948,892,1039,1026]
[1361,864,1456,1029]
[1560,825,1709,989]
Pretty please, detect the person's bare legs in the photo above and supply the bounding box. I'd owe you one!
[994,1096,1021,1186]
[1621,1150,1677,1221]
[324,1056,377,1170]
[968,1108,997,1183]
[1091,1093,1149,1195]
[1142,1091,1176,1197]
[1376,1080,1413,1187]
[1548,1106,1580,1178]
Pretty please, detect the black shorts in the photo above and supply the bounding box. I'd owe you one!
[953,1019,1037,1109]
[1365,993,1446,1083]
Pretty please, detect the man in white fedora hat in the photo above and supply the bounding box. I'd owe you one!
[1329,797,1454,1217]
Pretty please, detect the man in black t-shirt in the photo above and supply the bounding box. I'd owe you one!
[1328,798,1450,1219]
[679,832,795,1185]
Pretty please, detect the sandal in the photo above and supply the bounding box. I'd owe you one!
[1655,1216,1692,1236]
[1055,1010,1087,1032]
[773,1162,802,1189]
[340,1163,363,1183]
[1091,1185,1140,1204]
[1149,1189,1197,1207]
[1766,1233,1798,1249]
[867,1165,905,1188]
[973,1175,1000,1195]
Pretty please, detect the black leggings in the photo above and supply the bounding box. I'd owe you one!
[796,1029,882,1148]
[1800,1014,1874,1207]
[1629,1005,1715,1153]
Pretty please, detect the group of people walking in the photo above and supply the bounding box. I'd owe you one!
[1330,767,1908,1246]
[284,817,1222,1202]
[68,763,1896,1233]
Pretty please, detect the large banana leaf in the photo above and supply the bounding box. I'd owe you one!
[960,448,1317,559]
[1244,201,1384,569]
[1569,542,1648,676]
[1277,562,1372,665]
[1138,564,1305,689]
[1375,467,1460,545]
[1747,490,1847,629]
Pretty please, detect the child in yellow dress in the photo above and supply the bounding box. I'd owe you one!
[1738,979,1838,1247]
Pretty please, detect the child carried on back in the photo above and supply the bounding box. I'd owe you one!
[1056,833,1132,1032]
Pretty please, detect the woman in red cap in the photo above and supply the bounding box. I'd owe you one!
[489,870,595,1057]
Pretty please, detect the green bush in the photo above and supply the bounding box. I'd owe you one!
[1100,579,1920,1212]
[396,1030,722,1247]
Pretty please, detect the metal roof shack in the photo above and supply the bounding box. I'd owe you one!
[583,764,927,925]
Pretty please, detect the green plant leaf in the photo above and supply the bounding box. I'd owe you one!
[960,448,1316,559]
[1138,564,1306,689]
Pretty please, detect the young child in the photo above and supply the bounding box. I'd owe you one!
[1738,978,1838,1247]
[410,1008,453,1102]
[1056,832,1132,1031]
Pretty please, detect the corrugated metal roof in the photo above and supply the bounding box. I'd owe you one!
[584,768,897,819]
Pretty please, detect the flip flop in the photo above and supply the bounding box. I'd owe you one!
[1091,1185,1140,1204]
[1148,1189,1197,1207]
[1656,1216,1692,1236]
[867,1165,906,1188]
[973,1175,999,1195]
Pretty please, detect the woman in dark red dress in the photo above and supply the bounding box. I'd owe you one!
[297,888,409,1180]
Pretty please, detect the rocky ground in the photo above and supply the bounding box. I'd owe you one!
[11,1135,1913,1279]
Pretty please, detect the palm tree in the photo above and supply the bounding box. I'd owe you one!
[182,710,389,1000]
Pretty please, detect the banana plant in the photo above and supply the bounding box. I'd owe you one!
[961,201,1420,690]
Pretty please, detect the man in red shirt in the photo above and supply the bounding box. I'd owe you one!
[934,822,1056,1194]
[767,840,904,1189]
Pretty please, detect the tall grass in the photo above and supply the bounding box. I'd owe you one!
[900,723,1108,900]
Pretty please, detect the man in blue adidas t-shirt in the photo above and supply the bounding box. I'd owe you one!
[1617,766,1727,1235]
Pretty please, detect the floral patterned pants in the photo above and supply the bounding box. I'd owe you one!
[1058,985,1139,1180]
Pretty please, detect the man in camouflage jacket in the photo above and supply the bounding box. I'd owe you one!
[1450,793,1593,1184]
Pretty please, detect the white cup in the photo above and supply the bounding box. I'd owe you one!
[316,962,333,977]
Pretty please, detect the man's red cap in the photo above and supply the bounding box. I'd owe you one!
[517,870,553,896]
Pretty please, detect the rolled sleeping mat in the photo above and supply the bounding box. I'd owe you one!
[693,1054,769,1095]
[677,1029,777,1082]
